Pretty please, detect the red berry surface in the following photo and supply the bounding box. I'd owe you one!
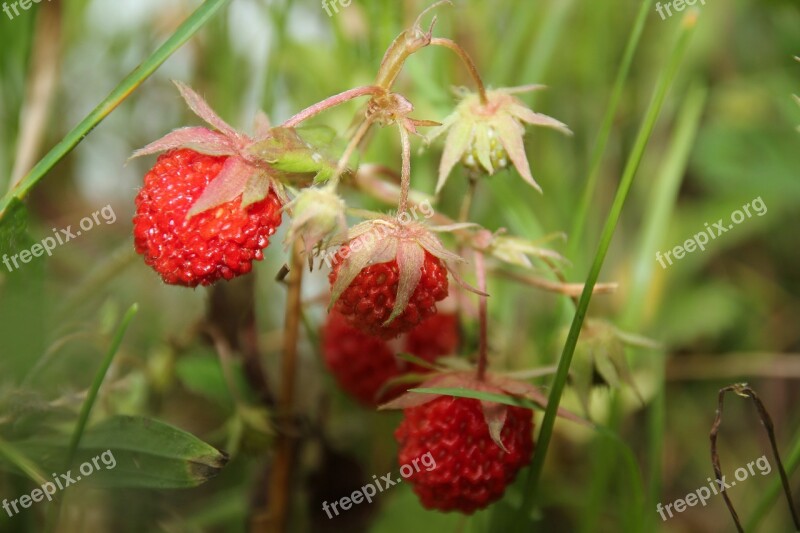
[133,149,282,287]
[321,311,459,406]
[395,396,534,514]
[329,249,449,339]
[403,312,460,361]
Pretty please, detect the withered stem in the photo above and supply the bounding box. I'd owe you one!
[709,384,800,532]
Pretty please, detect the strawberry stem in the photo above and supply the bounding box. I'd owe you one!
[397,124,412,214]
[430,38,488,105]
[281,86,382,128]
[476,251,489,381]
[266,242,305,531]
[330,116,375,188]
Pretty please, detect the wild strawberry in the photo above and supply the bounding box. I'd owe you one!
[394,395,533,514]
[403,312,460,361]
[133,149,283,287]
[329,247,448,339]
[130,82,294,286]
[321,311,459,406]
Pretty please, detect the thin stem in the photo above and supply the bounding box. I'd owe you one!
[397,124,412,213]
[281,85,383,128]
[330,116,375,188]
[493,269,617,298]
[711,384,800,532]
[475,251,488,381]
[458,173,478,223]
[66,304,138,468]
[430,37,488,104]
[265,242,304,532]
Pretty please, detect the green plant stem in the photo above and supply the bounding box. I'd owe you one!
[567,0,653,262]
[0,0,232,219]
[522,10,698,513]
[583,83,707,533]
[65,304,138,467]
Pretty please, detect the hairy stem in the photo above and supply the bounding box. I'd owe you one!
[475,251,488,381]
[397,124,412,213]
[330,116,374,188]
[281,85,383,129]
[430,38,488,104]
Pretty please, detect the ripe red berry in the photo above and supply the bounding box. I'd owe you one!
[328,249,449,339]
[321,311,459,406]
[403,312,460,361]
[133,149,282,287]
[395,396,534,514]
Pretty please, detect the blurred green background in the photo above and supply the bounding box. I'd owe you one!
[0,0,799,531]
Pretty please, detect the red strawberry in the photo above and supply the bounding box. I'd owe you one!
[394,395,534,514]
[133,149,283,287]
[321,311,459,406]
[403,312,459,361]
[329,248,449,339]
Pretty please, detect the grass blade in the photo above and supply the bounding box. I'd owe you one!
[0,435,48,487]
[567,0,654,261]
[0,0,232,220]
[65,303,138,467]
[522,9,699,515]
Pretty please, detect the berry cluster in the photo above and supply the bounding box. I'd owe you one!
[129,2,570,517]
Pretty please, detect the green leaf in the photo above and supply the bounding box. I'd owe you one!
[247,126,340,181]
[11,415,228,489]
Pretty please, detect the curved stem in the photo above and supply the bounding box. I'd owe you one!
[281,86,383,128]
[397,124,412,213]
[475,251,488,381]
[430,37,488,104]
[330,116,374,188]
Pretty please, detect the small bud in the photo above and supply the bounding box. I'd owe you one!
[285,187,347,260]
